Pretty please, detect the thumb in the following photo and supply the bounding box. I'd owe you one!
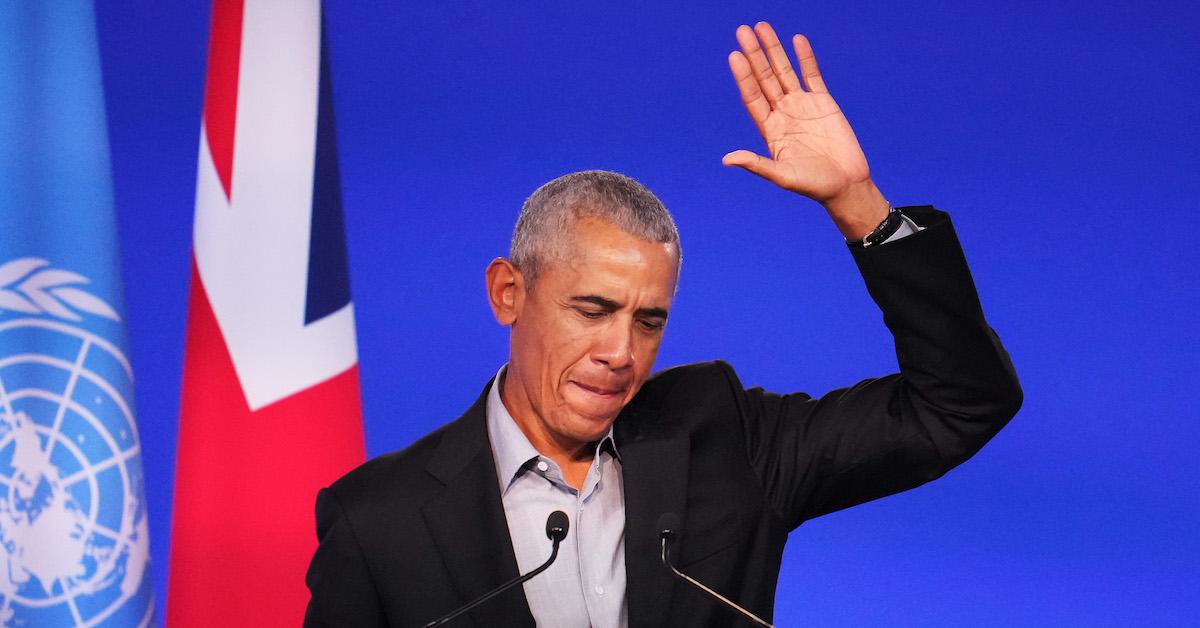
[722,150,790,185]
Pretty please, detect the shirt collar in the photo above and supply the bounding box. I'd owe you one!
[485,365,620,494]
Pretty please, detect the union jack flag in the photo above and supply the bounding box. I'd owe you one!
[168,1,365,624]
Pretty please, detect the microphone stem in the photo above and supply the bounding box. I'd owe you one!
[661,537,774,628]
[423,539,561,628]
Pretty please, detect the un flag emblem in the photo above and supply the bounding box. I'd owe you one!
[0,259,153,627]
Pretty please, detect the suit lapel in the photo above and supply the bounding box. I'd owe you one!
[422,387,534,628]
[618,405,690,628]
[419,380,693,628]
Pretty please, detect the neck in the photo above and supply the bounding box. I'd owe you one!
[500,389,594,464]
[502,391,595,490]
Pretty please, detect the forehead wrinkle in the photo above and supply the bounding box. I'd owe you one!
[528,218,677,288]
[529,218,679,307]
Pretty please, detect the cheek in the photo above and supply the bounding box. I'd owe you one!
[631,336,663,380]
[538,329,592,385]
[637,333,664,362]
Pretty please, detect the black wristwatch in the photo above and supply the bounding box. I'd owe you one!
[848,204,902,248]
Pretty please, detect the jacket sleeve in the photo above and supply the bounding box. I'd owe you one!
[304,487,387,627]
[731,206,1023,530]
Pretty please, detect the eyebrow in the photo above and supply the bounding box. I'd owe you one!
[570,295,669,320]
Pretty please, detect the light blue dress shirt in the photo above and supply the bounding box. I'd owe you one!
[486,367,629,628]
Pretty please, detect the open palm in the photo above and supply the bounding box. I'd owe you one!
[723,23,871,205]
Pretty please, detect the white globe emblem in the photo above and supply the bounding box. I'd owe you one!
[0,259,152,627]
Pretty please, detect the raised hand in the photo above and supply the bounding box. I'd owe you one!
[724,22,888,239]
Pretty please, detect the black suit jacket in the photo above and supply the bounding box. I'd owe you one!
[304,207,1022,627]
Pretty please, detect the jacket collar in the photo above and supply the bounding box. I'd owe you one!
[421,379,535,628]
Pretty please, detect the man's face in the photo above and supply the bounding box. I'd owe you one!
[501,217,679,452]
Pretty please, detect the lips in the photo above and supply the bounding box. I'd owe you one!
[571,380,627,398]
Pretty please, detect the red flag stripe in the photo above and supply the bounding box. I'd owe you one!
[202,0,244,201]
[168,259,365,626]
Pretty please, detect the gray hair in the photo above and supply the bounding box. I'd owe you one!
[510,170,681,286]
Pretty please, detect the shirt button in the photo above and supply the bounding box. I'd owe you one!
[595,585,605,595]
[536,460,549,472]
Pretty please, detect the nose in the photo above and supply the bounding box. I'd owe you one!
[592,320,634,370]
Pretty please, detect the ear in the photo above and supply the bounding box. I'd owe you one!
[485,258,525,326]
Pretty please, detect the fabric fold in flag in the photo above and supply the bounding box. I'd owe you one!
[167,0,366,625]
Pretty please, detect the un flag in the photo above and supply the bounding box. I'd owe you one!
[0,4,155,627]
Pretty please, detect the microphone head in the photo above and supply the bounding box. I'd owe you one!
[546,510,569,542]
[657,512,681,540]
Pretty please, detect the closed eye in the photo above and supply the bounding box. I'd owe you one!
[638,318,666,332]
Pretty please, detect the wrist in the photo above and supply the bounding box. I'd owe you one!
[847,204,904,248]
[823,180,889,240]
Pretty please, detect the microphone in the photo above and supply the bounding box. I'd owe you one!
[422,511,570,627]
[657,512,774,628]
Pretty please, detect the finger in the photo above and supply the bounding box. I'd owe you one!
[722,150,791,186]
[735,24,784,107]
[793,34,828,93]
[727,51,770,128]
[754,22,802,93]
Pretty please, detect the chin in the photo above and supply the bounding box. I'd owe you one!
[562,412,618,442]
[562,388,627,426]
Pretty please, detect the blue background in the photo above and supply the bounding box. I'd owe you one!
[93,1,1198,625]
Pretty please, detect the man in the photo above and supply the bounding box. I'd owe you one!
[304,22,1021,627]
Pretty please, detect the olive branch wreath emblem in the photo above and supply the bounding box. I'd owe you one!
[0,257,120,322]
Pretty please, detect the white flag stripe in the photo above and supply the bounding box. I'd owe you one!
[193,0,357,410]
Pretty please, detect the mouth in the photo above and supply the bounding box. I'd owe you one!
[570,380,627,399]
